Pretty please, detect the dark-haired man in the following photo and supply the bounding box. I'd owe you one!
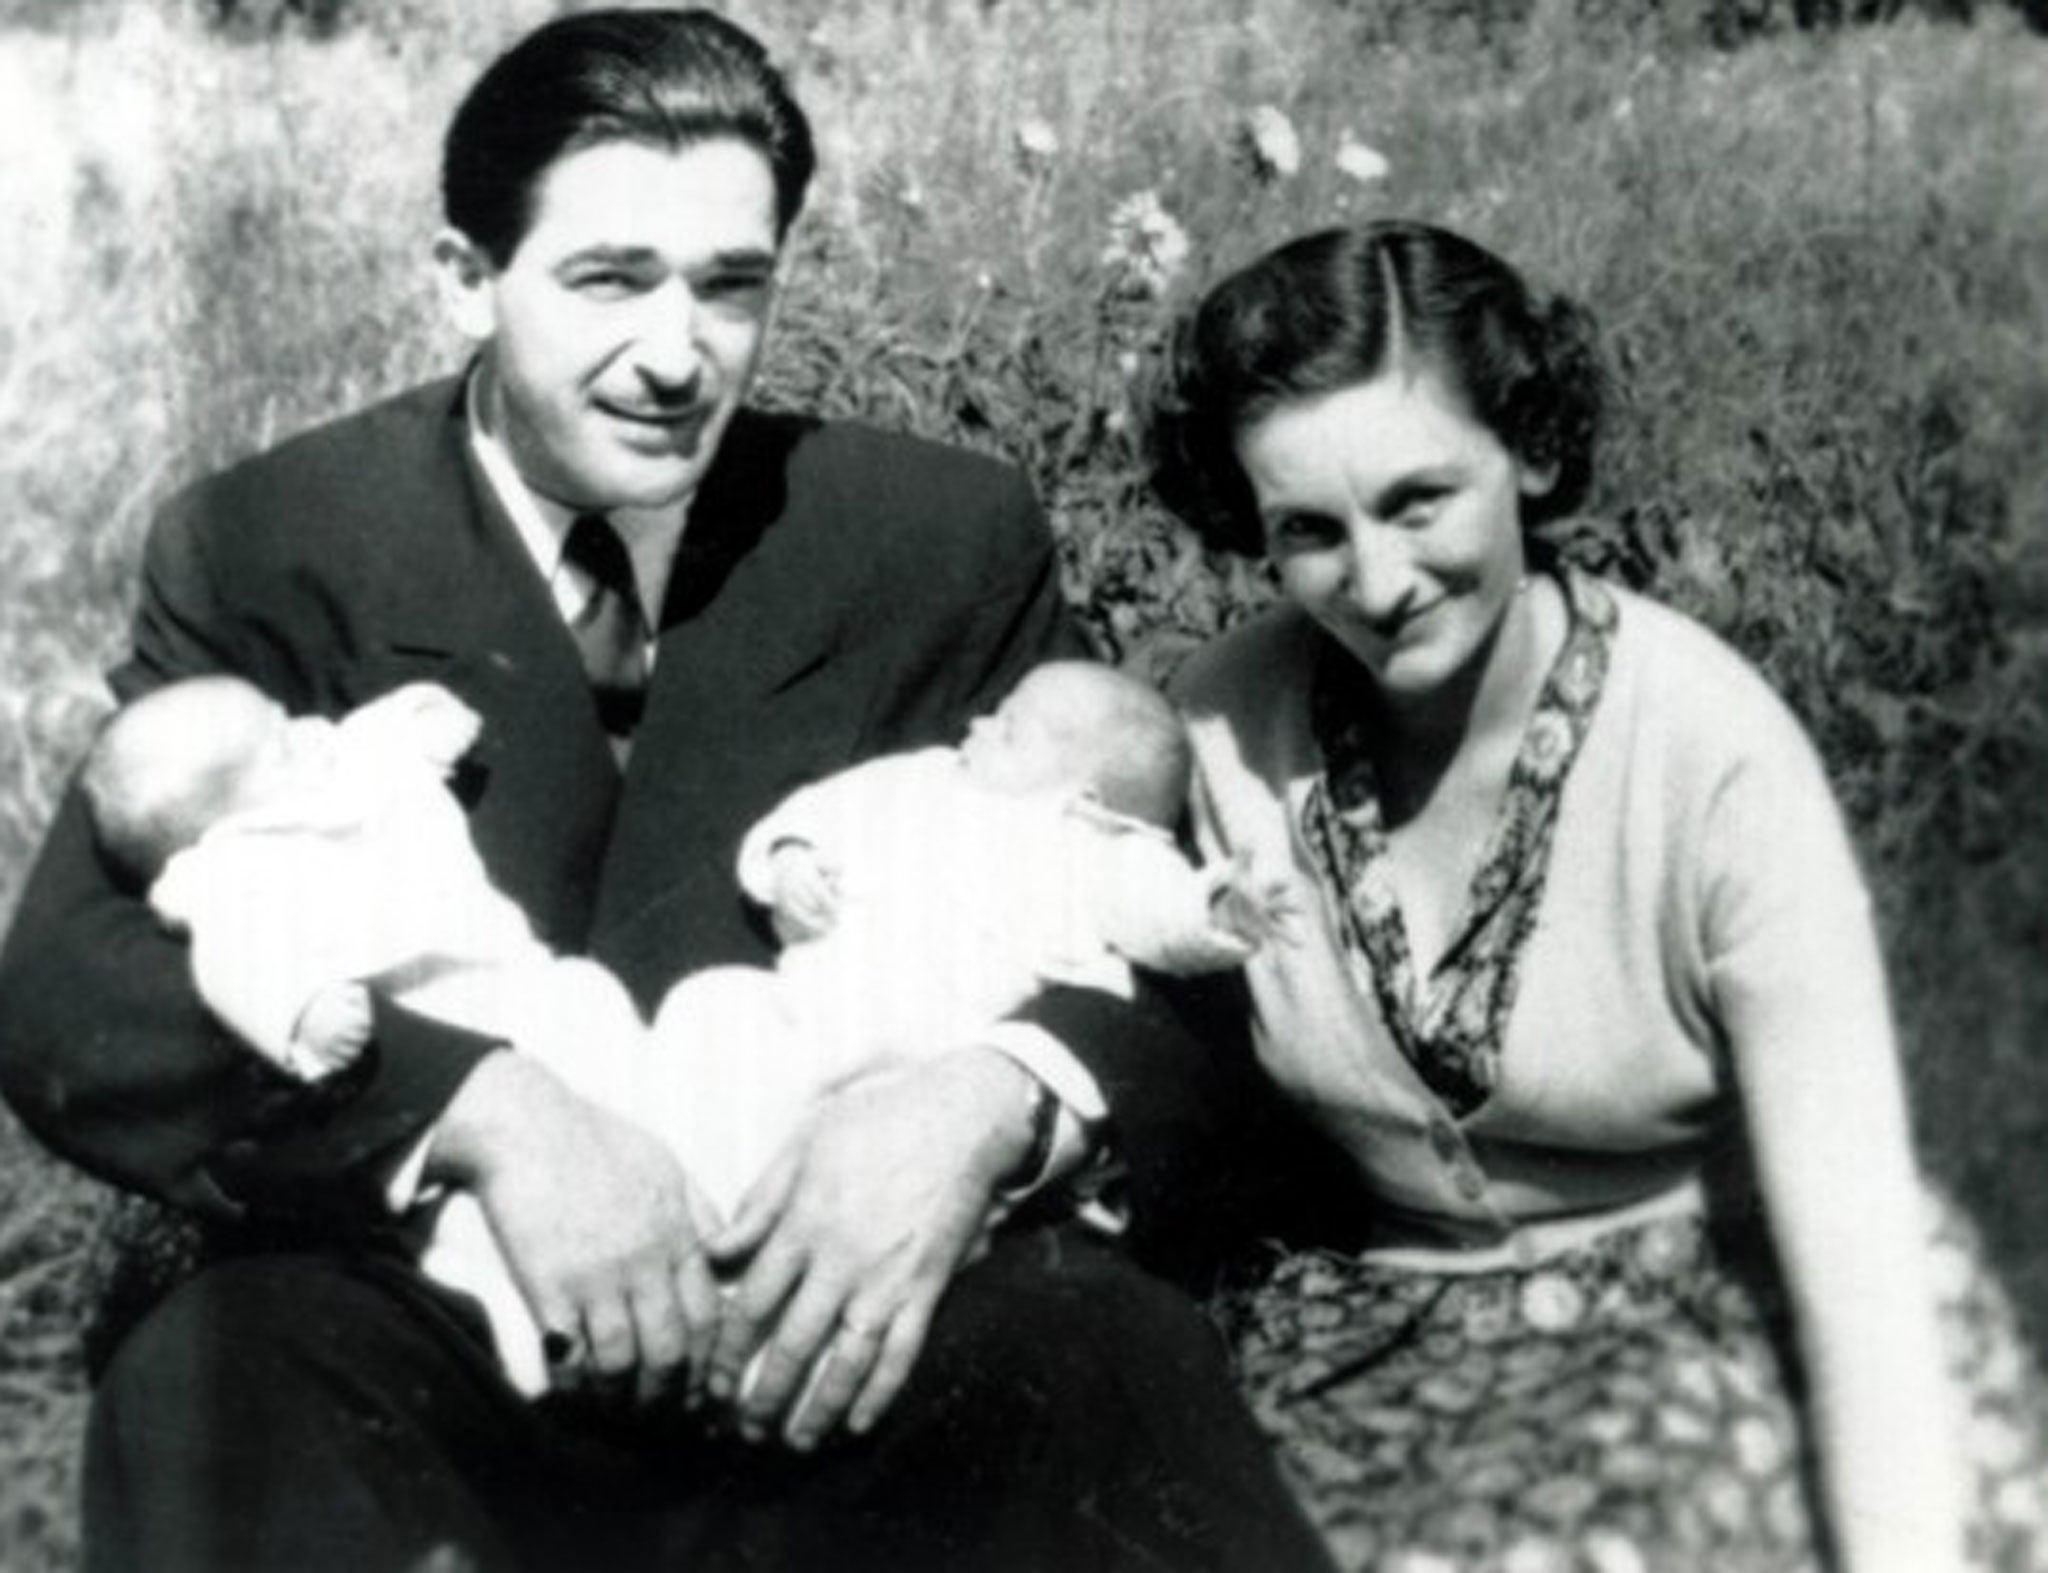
[0,9,1330,1571]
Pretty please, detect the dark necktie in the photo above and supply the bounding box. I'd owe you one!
[563,512,649,749]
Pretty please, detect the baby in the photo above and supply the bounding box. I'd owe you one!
[82,663,1286,1395]
[649,659,1294,1211]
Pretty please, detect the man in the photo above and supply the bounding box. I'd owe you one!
[0,10,1331,1572]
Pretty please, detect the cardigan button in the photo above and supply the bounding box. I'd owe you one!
[1453,1164,1487,1202]
[1426,1117,1460,1163]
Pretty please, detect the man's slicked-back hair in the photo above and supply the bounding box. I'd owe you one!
[443,7,816,265]
[1148,220,1607,556]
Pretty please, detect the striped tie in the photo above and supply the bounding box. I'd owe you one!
[563,512,649,750]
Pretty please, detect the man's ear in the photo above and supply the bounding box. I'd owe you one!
[431,229,497,344]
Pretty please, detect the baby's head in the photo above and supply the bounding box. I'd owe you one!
[82,676,333,887]
[959,661,1192,827]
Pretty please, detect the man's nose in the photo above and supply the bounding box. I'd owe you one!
[1342,526,1420,628]
[631,282,704,396]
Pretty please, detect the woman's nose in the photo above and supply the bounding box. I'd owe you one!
[1341,528,1420,627]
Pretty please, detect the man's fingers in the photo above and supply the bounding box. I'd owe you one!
[736,1274,848,1440]
[626,1268,688,1406]
[674,1247,721,1404]
[782,1310,888,1450]
[531,1291,586,1392]
[708,1237,802,1403]
[581,1294,638,1380]
[848,1297,937,1437]
[709,1149,798,1265]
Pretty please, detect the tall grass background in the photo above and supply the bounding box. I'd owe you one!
[1,0,2044,1564]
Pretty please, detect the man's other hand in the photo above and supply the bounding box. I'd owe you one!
[427,1053,722,1408]
[703,1050,1035,1450]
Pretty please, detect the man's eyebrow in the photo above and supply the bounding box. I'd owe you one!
[553,244,663,270]
[551,244,780,273]
[697,247,779,275]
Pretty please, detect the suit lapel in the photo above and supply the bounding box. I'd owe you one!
[358,385,623,949]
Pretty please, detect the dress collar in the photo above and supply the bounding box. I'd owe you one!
[1300,565,1619,1117]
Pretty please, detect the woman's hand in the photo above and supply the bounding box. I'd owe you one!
[428,1053,724,1408]
[702,1050,1034,1450]
[1209,851,1303,952]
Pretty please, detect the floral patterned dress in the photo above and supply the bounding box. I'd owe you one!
[1213,570,2048,1573]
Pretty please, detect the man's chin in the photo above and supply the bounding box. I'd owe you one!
[584,443,720,511]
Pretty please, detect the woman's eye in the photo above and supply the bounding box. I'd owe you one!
[1388,491,1448,529]
[1268,513,1341,549]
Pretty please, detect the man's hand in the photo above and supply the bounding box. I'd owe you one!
[703,1050,1036,1451]
[765,841,842,943]
[427,1054,722,1407]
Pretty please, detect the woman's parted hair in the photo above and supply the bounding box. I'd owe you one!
[1147,221,1607,556]
[443,8,816,266]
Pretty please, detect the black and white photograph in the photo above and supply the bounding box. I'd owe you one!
[0,1,2044,1568]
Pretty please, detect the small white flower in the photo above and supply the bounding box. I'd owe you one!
[1333,133,1391,186]
[1239,104,1302,182]
[1013,116,1060,171]
[1101,189,1191,300]
[1993,1475,2047,1529]
[1502,1537,1575,1573]
[1581,1531,1649,1573]
[1383,1552,1459,1573]
[1733,1414,1789,1477]
[1969,1410,2029,1471]
[1517,1272,1586,1333]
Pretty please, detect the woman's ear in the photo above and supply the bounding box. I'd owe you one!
[431,229,497,344]
[1517,453,1560,501]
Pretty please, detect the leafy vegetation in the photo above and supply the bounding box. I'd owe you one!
[1,2,2043,1567]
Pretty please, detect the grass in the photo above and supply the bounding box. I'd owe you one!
[2,1,2045,1567]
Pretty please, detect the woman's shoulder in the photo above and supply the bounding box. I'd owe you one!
[1597,577,1826,783]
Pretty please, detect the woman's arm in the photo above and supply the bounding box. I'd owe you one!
[1705,714,1969,1572]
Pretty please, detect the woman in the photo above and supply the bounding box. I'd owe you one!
[1149,220,2043,1572]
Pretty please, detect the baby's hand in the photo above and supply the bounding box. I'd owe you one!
[768,841,842,943]
[288,982,375,1079]
[397,685,484,774]
[1210,854,1301,953]
[361,683,484,776]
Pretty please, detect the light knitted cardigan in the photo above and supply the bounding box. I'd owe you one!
[1172,582,1893,1265]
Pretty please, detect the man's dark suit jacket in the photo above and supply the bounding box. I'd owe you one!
[0,378,1246,1259]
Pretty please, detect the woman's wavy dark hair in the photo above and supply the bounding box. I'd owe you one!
[1147,221,1607,556]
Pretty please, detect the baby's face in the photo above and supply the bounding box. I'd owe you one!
[218,695,343,815]
[958,673,1102,799]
